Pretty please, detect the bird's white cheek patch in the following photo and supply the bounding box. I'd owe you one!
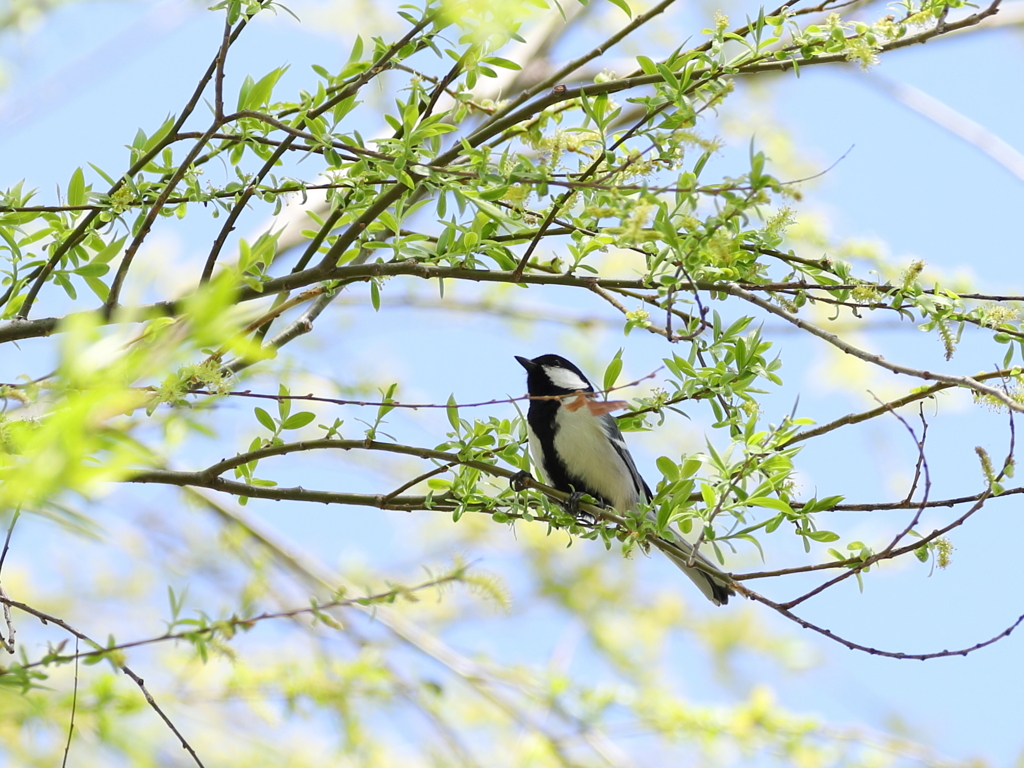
[544,366,590,391]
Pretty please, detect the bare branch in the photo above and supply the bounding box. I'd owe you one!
[0,597,206,766]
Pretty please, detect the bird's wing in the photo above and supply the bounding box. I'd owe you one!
[598,413,653,503]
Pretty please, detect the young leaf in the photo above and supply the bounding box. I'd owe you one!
[656,456,679,482]
[282,412,316,430]
[278,384,291,420]
[680,458,702,479]
[805,529,840,543]
[746,497,795,515]
[603,349,623,393]
[92,235,128,265]
[67,167,86,207]
[236,74,255,112]
[254,407,276,432]
[446,394,460,432]
[245,66,289,110]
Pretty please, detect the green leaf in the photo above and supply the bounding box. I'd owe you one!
[803,494,844,513]
[93,235,128,265]
[242,66,288,110]
[88,162,117,186]
[446,394,460,432]
[602,349,623,393]
[478,185,509,202]
[67,167,86,207]
[278,384,291,420]
[655,62,679,90]
[693,149,713,178]
[72,263,110,278]
[656,502,671,530]
[804,529,840,543]
[347,35,364,64]
[656,456,679,482]
[377,383,397,421]
[2,293,26,319]
[282,412,315,430]
[236,75,255,112]
[54,272,77,300]
[254,407,276,432]
[483,56,522,71]
[679,458,701,479]
[635,55,657,75]
[143,114,177,153]
[246,229,282,272]
[415,122,457,138]
[699,482,716,508]
[370,280,381,311]
[750,150,766,183]
[746,497,794,515]
[237,239,254,273]
[84,276,109,302]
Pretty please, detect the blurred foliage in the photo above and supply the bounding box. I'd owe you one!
[0,0,1015,764]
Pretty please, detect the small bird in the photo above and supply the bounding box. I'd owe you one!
[515,353,735,606]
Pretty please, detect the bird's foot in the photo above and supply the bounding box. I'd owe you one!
[564,491,598,526]
[509,470,533,492]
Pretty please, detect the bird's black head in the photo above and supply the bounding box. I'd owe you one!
[515,354,594,396]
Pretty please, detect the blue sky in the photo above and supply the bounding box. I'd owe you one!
[2,0,1023,764]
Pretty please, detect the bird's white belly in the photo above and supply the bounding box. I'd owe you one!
[551,406,639,511]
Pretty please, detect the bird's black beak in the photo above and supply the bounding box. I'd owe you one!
[515,355,537,371]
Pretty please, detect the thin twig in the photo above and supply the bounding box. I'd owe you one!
[0,509,18,575]
[381,463,459,503]
[901,407,929,505]
[2,576,464,672]
[6,259,1024,346]
[61,637,79,768]
[214,15,232,120]
[744,584,1024,660]
[188,489,629,766]
[0,510,17,653]
[781,396,933,610]
[0,584,14,654]
[725,283,1024,412]
[10,6,265,318]
[0,598,206,766]
[188,367,662,411]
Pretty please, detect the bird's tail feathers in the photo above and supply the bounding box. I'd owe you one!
[661,536,735,606]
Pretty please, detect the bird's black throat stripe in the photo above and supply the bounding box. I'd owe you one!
[527,397,611,505]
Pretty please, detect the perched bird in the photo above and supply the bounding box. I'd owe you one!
[515,353,735,606]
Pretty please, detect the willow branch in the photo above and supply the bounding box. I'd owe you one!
[743,584,1024,660]
[184,493,632,766]
[1,576,464,673]
[0,597,205,766]
[724,283,1024,412]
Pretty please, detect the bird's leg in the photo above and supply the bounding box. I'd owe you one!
[509,470,534,492]
[510,474,598,527]
[564,491,599,527]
